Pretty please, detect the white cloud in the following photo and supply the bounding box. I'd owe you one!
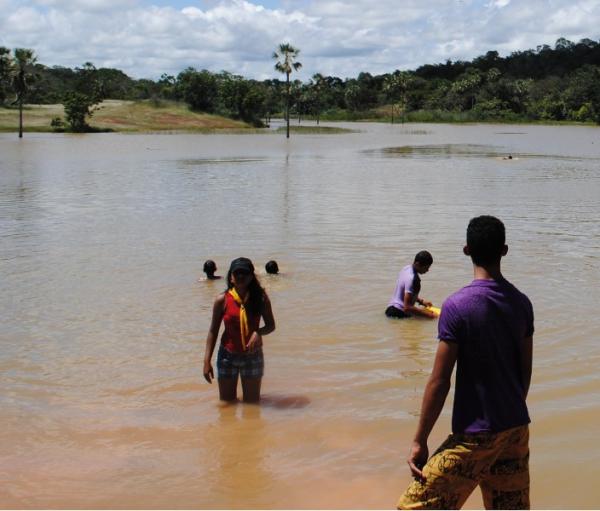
[0,0,598,80]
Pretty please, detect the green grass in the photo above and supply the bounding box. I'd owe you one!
[0,100,252,133]
[0,104,63,132]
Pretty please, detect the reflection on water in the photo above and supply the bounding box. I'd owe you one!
[1,123,600,509]
[378,142,600,161]
[379,143,502,158]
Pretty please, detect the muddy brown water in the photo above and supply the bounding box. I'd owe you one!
[1,122,600,508]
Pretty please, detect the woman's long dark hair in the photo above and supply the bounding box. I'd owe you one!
[226,270,266,315]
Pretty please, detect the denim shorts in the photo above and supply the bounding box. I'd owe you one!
[385,305,411,318]
[217,345,264,379]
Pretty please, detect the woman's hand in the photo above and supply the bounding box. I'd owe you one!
[203,360,214,383]
[246,331,263,351]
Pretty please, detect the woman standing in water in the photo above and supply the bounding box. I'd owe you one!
[203,257,275,403]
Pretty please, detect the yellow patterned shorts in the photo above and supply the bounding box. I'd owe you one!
[397,424,529,510]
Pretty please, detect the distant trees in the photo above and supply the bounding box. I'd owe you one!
[176,68,219,112]
[0,47,11,105]
[3,36,600,129]
[273,43,302,138]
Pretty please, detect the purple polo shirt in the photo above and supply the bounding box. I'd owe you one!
[388,265,421,311]
[438,278,534,434]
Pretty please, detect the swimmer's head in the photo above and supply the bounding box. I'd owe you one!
[203,259,217,276]
[265,260,279,274]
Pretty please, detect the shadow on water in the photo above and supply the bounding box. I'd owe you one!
[214,394,310,410]
[368,143,600,160]
[260,394,310,409]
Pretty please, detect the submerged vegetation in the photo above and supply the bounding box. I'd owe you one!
[2,37,600,135]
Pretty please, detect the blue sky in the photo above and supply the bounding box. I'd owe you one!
[1,0,599,80]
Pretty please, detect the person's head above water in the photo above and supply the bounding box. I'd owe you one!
[464,215,508,266]
[203,259,221,279]
[413,250,433,274]
[265,260,279,274]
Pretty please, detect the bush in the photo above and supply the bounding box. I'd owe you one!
[50,116,65,132]
[63,92,98,132]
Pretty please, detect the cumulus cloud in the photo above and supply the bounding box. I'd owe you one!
[0,0,599,79]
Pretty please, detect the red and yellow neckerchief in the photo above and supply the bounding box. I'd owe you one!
[228,288,249,350]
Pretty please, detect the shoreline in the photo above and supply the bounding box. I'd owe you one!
[1,100,598,134]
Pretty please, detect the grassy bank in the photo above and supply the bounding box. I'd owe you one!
[0,100,252,133]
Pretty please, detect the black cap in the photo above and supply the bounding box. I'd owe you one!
[229,257,254,273]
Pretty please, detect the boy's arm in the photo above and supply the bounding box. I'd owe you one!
[521,335,533,399]
[407,339,458,480]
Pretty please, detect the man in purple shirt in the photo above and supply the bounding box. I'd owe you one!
[386,251,437,319]
[397,216,534,510]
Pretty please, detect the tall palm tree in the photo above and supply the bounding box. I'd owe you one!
[273,43,302,138]
[12,48,37,138]
[311,73,326,125]
[383,71,411,124]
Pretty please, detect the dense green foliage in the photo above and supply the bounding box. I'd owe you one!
[2,37,600,126]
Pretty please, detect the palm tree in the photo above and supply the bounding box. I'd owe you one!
[12,48,37,138]
[383,71,412,124]
[311,73,326,125]
[273,43,302,138]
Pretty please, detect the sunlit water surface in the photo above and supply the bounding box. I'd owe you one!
[1,122,600,508]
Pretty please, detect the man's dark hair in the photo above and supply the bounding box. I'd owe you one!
[203,259,216,274]
[265,260,279,274]
[414,250,433,266]
[467,215,506,265]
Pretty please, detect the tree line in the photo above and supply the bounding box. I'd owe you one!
[2,37,600,135]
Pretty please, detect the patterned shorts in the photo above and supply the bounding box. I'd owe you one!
[397,424,530,510]
[217,345,264,379]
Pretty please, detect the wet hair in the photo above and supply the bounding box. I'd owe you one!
[467,215,506,266]
[226,258,265,315]
[414,250,433,266]
[265,260,279,274]
[203,259,217,275]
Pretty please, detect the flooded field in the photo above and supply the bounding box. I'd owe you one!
[1,122,599,508]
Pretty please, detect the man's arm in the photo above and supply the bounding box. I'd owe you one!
[407,340,458,480]
[404,291,436,318]
[521,336,532,399]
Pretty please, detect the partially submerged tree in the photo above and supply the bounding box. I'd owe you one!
[273,43,302,138]
[63,62,104,131]
[12,48,37,138]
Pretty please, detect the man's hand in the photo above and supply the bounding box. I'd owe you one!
[203,360,214,383]
[407,440,429,482]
